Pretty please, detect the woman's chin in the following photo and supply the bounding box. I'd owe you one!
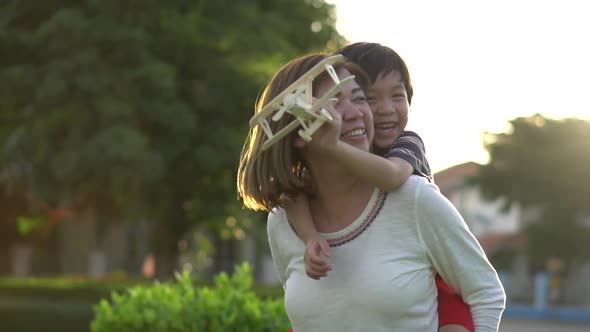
[373,136,396,152]
[342,136,371,152]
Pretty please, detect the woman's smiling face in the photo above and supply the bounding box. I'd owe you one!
[314,68,374,152]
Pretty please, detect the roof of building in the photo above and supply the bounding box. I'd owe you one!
[477,231,527,255]
[433,161,480,195]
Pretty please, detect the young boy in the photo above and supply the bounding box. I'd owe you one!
[285,42,475,332]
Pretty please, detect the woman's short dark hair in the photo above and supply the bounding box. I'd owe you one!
[237,53,370,211]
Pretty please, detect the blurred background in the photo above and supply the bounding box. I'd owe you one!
[1,0,589,331]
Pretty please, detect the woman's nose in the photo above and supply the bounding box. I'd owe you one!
[340,101,363,120]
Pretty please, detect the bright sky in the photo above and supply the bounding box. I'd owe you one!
[326,0,590,173]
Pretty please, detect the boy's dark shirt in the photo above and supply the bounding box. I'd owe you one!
[384,131,433,182]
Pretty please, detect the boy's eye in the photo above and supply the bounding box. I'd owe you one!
[353,96,367,103]
[366,96,377,104]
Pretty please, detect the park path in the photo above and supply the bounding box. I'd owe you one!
[500,318,590,331]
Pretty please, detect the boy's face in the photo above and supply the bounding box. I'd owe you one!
[366,71,409,154]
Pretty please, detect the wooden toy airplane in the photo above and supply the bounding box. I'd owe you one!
[249,54,355,151]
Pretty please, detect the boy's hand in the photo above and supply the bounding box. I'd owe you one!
[304,236,332,280]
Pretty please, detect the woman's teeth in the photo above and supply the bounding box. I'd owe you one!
[342,129,365,137]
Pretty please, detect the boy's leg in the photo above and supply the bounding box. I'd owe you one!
[436,274,475,332]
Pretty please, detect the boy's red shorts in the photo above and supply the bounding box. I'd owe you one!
[287,275,475,332]
[436,274,475,332]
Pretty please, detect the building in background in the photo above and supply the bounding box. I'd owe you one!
[434,162,590,307]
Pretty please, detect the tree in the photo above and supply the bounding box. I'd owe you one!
[0,0,344,277]
[474,114,590,269]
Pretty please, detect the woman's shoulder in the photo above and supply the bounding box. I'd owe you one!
[397,174,439,195]
[383,175,442,211]
[267,208,301,243]
[267,207,288,231]
[266,208,303,262]
[266,208,290,251]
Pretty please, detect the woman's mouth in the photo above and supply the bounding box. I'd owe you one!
[341,128,366,138]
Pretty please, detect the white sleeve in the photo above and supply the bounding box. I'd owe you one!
[267,209,287,286]
[414,182,506,332]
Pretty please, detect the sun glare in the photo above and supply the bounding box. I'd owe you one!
[326,0,590,172]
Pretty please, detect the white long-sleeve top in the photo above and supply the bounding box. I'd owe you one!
[267,175,505,332]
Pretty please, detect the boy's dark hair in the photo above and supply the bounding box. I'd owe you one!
[335,42,414,105]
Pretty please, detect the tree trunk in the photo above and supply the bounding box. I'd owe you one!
[11,242,32,276]
[154,250,179,281]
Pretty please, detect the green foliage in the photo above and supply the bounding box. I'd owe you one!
[90,262,289,332]
[0,272,284,332]
[0,0,343,272]
[477,114,590,209]
[0,302,94,332]
[0,274,148,292]
[474,114,590,266]
[0,272,282,306]
[15,215,45,235]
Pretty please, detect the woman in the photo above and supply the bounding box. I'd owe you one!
[237,53,505,331]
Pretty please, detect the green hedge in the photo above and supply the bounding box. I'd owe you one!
[0,299,95,332]
[0,274,142,332]
[91,263,289,332]
[0,274,283,300]
[0,265,287,332]
[0,275,150,300]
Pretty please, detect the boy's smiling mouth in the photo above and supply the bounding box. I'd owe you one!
[374,122,397,132]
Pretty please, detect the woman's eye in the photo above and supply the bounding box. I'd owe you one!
[354,96,367,103]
